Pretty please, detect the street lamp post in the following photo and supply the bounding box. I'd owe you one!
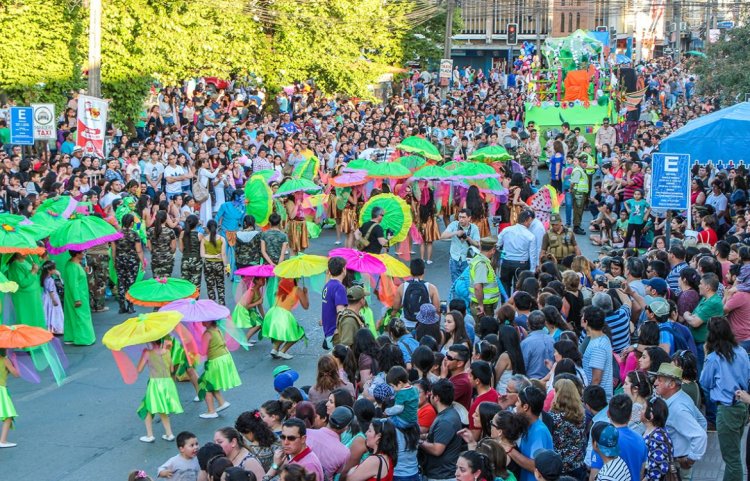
[88,0,102,97]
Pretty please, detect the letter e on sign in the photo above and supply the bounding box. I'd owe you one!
[664,155,679,173]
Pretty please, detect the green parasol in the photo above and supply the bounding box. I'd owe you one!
[343,158,377,172]
[459,177,505,194]
[245,175,274,226]
[0,214,45,255]
[30,196,77,237]
[453,162,499,179]
[252,169,281,184]
[468,146,513,163]
[443,160,461,172]
[685,50,707,58]
[366,162,412,179]
[274,178,322,197]
[46,213,123,254]
[126,277,199,307]
[412,165,450,180]
[292,156,320,180]
[359,193,412,244]
[397,155,427,171]
[397,136,441,161]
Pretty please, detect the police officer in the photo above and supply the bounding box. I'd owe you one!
[469,236,500,318]
[570,155,590,235]
[540,213,581,263]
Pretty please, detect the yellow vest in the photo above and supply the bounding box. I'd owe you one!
[469,254,500,305]
[573,166,589,194]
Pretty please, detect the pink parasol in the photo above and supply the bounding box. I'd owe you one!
[330,248,387,275]
[235,264,276,277]
[330,171,369,187]
[158,298,230,323]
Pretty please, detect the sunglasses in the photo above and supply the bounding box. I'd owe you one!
[279,435,299,441]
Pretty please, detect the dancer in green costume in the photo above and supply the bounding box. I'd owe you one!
[197,321,241,419]
[6,254,46,328]
[136,338,182,443]
[62,251,95,346]
[0,349,19,448]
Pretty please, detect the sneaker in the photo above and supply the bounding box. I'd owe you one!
[334,241,342,245]
[574,227,586,235]
[426,260,433,265]
[217,402,231,412]
[199,412,219,419]
[247,340,256,347]
[139,436,155,443]
[193,396,200,402]
[270,349,279,358]
[277,351,293,360]
[162,434,175,442]
[0,442,17,448]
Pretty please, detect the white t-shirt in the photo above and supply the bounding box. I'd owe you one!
[143,161,165,185]
[163,165,186,194]
[100,192,122,209]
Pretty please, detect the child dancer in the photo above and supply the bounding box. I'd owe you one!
[0,349,20,448]
[136,338,183,443]
[41,261,64,335]
[197,321,241,419]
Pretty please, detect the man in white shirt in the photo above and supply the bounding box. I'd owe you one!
[163,155,188,200]
[527,211,545,266]
[143,151,165,198]
[100,179,123,212]
[595,118,617,152]
[497,209,537,295]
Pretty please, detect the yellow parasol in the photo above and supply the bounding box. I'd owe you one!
[373,254,411,278]
[102,311,184,351]
[274,254,329,279]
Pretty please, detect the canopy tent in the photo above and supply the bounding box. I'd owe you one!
[658,102,750,167]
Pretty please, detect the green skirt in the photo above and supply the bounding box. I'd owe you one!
[233,304,263,329]
[137,377,184,420]
[261,306,305,343]
[0,386,17,420]
[198,353,241,399]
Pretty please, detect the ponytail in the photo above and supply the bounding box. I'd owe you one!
[207,220,218,247]
[184,215,198,251]
[154,211,166,240]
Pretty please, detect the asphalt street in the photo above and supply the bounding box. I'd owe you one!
[0,185,729,480]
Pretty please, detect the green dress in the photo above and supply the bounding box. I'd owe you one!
[197,328,241,399]
[0,356,17,420]
[62,260,95,345]
[7,258,46,328]
[137,349,183,419]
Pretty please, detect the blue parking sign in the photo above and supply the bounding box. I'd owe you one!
[10,106,34,145]
[650,153,690,210]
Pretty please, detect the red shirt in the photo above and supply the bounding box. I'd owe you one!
[450,372,473,411]
[418,403,437,429]
[469,388,500,430]
[697,228,717,246]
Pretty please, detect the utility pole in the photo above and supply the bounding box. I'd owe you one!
[534,0,542,56]
[443,0,455,59]
[673,0,681,61]
[88,0,102,97]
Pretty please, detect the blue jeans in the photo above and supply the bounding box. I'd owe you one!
[393,475,420,481]
[564,191,573,226]
[450,258,467,285]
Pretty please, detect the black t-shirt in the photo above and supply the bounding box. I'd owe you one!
[359,221,385,254]
[422,406,466,478]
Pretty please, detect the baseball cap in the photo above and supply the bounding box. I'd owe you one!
[550,213,562,224]
[643,277,668,295]
[273,369,300,392]
[592,422,620,457]
[347,285,366,302]
[534,449,563,481]
[329,406,355,430]
[647,297,670,317]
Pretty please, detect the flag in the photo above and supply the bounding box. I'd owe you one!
[76,95,109,158]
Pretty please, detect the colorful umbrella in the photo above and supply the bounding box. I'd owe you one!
[245,175,274,226]
[453,162,499,179]
[397,136,441,161]
[330,171,369,187]
[46,213,123,254]
[412,165,450,180]
[343,158,377,173]
[102,311,184,351]
[30,196,78,234]
[459,177,505,194]
[469,146,513,163]
[0,324,53,349]
[235,264,276,277]
[0,271,18,293]
[397,155,427,171]
[274,178,322,197]
[0,215,45,255]
[359,193,412,244]
[373,253,410,278]
[330,248,386,275]
[126,277,199,307]
[0,212,54,241]
[292,156,320,181]
[366,162,412,180]
[158,298,230,323]
[252,169,282,184]
[274,254,328,279]
[443,160,461,172]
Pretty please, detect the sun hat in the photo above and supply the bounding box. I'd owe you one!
[415,303,439,325]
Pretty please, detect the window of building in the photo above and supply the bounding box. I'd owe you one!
[560,12,565,32]
[568,12,573,32]
[576,12,581,30]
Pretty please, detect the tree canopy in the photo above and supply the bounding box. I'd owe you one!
[694,20,750,104]
[0,0,452,125]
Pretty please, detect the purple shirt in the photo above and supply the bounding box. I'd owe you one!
[322,279,348,337]
[305,428,350,481]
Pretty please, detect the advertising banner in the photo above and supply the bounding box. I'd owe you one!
[76,95,108,158]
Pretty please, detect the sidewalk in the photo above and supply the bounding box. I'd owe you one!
[692,431,746,481]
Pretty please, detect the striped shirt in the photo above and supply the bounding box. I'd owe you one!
[666,263,687,296]
[605,305,631,354]
[597,457,632,481]
[584,335,614,400]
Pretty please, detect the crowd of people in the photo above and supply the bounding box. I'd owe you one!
[0,52,746,481]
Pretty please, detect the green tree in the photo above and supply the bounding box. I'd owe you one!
[401,7,463,68]
[694,20,750,104]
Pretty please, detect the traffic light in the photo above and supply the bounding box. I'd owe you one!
[507,23,518,45]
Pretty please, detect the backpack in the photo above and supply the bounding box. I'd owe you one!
[660,321,698,357]
[403,280,430,322]
[355,222,378,251]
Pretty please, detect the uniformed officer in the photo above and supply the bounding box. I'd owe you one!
[570,155,590,235]
[469,236,501,318]
[540,213,581,262]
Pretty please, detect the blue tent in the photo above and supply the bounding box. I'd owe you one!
[659,102,750,167]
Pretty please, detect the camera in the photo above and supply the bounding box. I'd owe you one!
[439,301,448,314]
[457,228,467,240]
[608,278,624,289]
